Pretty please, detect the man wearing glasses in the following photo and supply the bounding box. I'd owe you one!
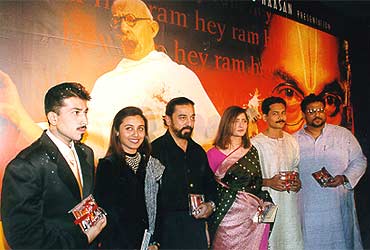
[85,0,220,158]
[294,93,367,249]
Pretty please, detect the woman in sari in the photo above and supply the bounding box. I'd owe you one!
[207,106,272,250]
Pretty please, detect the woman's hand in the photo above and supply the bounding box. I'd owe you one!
[193,202,214,219]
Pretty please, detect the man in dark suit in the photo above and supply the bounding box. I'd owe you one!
[1,82,106,249]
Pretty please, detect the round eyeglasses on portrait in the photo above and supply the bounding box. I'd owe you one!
[110,14,152,29]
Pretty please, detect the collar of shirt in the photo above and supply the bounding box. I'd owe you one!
[301,123,328,136]
[117,50,169,71]
[163,130,196,154]
[46,130,76,160]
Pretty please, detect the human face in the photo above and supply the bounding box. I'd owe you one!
[231,113,248,138]
[263,103,287,130]
[111,0,158,60]
[261,15,343,133]
[118,115,146,154]
[166,104,195,140]
[303,101,326,128]
[48,97,88,146]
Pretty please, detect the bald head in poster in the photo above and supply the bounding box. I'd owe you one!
[86,0,220,158]
[259,15,347,133]
[111,0,159,60]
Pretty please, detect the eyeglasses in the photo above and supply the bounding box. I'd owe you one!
[110,14,152,29]
[306,108,325,115]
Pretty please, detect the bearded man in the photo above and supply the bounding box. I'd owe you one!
[151,97,217,249]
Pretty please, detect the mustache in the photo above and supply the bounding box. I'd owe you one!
[276,120,286,123]
[181,126,193,131]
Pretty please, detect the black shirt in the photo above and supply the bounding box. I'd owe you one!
[151,130,217,213]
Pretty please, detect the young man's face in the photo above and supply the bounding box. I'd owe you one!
[263,103,287,130]
[48,97,88,145]
[166,104,195,140]
[111,0,158,60]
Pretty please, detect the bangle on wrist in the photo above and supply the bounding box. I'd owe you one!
[209,201,216,212]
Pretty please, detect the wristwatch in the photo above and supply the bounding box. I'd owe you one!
[342,175,349,185]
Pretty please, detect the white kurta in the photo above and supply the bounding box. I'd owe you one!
[86,51,220,158]
[294,124,366,250]
[251,132,304,250]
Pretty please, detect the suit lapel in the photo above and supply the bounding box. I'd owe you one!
[40,133,83,201]
[75,145,93,198]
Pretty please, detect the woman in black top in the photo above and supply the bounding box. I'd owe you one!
[94,107,164,249]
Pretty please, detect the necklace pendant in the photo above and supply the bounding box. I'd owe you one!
[125,152,141,173]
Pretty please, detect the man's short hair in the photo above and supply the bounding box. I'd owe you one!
[44,82,91,115]
[165,97,194,117]
[300,93,326,112]
[261,96,286,115]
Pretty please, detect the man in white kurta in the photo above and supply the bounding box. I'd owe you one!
[85,0,220,158]
[251,97,303,250]
[294,94,366,250]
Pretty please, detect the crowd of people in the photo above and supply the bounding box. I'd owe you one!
[1,84,367,249]
[0,0,367,249]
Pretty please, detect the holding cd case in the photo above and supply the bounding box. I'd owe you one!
[252,203,278,224]
[279,171,298,192]
[312,167,334,187]
[188,194,204,216]
[69,194,107,232]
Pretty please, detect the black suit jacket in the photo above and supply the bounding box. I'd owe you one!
[1,131,95,249]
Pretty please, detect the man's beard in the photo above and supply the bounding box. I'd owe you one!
[309,117,326,128]
[174,126,193,139]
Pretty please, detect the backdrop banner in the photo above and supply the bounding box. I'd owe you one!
[0,0,353,193]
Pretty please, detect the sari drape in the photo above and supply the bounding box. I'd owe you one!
[207,146,272,250]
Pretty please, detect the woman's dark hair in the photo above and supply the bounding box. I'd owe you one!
[214,106,250,149]
[106,106,151,163]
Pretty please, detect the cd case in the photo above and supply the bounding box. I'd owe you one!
[253,203,278,224]
[69,194,107,232]
[279,171,298,192]
[312,167,334,187]
[188,194,205,216]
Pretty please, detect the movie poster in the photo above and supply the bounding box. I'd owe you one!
[0,0,352,196]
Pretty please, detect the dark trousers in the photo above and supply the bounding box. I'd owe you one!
[160,211,208,249]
